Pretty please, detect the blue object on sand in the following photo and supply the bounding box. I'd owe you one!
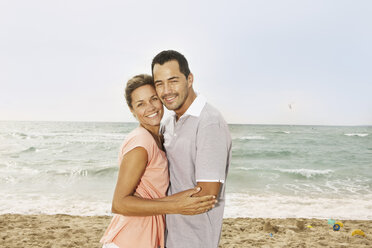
[269,233,273,237]
[333,224,341,231]
[328,219,335,225]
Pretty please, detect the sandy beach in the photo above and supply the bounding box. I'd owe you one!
[0,214,370,247]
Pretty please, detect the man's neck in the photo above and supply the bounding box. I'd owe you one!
[175,90,197,121]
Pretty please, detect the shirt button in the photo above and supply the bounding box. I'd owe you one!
[174,133,177,137]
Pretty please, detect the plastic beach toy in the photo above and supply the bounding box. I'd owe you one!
[333,224,341,231]
[335,221,343,227]
[351,229,366,237]
[327,219,335,225]
[307,225,313,228]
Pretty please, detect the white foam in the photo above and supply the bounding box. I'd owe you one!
[344,133,368,137]
[233,167,257,171]
[274,168,333,178]
[224,193,372,220]
[240,136,267,140]
[0,193,112,216]
[3,191,371,220]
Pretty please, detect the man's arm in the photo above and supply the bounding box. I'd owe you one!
[193,182,222,198]
[195,121,230,198]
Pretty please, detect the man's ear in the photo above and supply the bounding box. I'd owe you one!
[187,73,194,88]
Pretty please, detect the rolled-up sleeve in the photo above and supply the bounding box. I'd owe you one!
[195,122,230,183]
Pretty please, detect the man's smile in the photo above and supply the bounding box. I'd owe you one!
[163,94,177,104]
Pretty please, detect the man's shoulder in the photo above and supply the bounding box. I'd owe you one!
[199,103,228,127]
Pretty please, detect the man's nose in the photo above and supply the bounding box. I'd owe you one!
[163,83,172,95]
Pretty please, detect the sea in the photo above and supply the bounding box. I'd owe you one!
[0,121,371,220]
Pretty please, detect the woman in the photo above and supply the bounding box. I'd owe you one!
[100,74,216,248]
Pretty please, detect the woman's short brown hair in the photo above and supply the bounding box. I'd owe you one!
[125,74,154,109]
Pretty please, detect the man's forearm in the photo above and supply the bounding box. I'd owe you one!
[193,182,222,198]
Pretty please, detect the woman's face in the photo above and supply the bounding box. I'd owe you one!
[131,84,164,129]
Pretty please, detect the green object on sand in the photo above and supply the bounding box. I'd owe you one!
[328,219,335,225]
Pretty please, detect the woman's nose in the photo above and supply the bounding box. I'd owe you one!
[148,102,157,111]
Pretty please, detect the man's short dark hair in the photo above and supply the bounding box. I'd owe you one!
[151,50,190,78]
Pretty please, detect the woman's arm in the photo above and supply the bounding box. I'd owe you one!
[111,147,216,216]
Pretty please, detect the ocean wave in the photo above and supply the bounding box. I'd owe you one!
[273,131,291,134]
[41,132,126,139]
[239,136,266,140]
[231,167,333,179]
[8,132,29,139]
[344,133,368,137]
[274,168,333,178]
[233,150,293,158]
[90,167,118,176]
[3,192,371,219]
[44,166,118,178]
[232,167,258,171]
[20,147,38,153]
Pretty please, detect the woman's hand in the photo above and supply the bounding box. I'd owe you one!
[166,187,217,215]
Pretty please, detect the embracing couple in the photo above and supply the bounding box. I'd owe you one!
[100,50,232,248]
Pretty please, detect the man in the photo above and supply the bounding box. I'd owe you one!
[151,50,232,248]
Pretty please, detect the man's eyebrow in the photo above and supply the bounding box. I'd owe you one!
[168,76,179,80]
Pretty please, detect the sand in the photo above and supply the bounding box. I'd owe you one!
[0,214,371,247]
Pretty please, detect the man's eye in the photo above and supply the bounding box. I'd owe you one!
[155,82,162,87]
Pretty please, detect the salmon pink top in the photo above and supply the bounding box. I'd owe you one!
[100,126,169,248]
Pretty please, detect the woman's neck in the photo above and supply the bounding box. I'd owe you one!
[140,124,163,151]
[140,124,160,136]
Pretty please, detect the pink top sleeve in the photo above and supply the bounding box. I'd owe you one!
[118,128,154,164]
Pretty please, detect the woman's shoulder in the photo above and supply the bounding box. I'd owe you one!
[122,126,155,148]
[118,126,156,160]
[125,126,152,140]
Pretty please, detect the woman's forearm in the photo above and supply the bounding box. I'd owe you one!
[111,188,216,216]
[111,195,176,216]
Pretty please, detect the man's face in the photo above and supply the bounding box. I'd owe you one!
[153,60,191,111]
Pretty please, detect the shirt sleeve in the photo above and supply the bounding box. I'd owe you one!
[195,122,230,183]
[118,131,154,164]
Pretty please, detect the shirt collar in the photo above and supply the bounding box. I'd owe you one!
[182,94,207,117]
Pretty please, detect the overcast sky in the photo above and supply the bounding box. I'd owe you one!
[1,0,371,125]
